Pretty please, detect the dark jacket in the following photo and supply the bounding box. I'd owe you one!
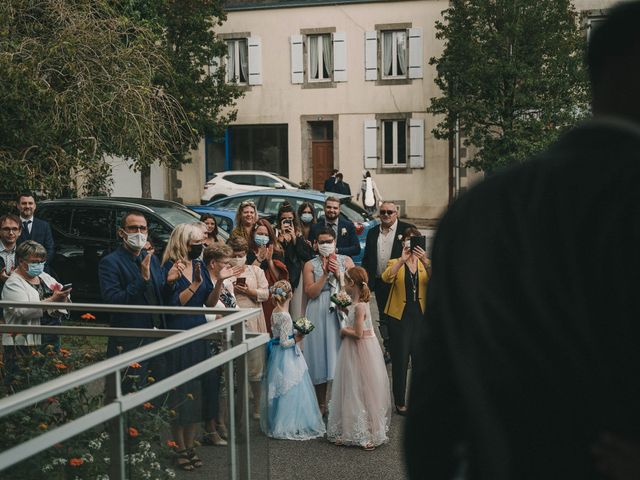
[17,217,55,264]
[361,220,414,290]
[309,218,361,258]
[334,180,351,196]
[323,176,336,193]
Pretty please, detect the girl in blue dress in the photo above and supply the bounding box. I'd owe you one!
[161,223,221,471]
[260,280,326,440]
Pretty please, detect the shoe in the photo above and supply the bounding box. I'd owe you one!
[175,449,194,471]
[395,405,408,416]
[217,424,228,439]
[202,431,228,446]
[187,448,203,468]
[363,443,376,451]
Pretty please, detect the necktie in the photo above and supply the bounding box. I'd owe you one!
[22,220,31,235]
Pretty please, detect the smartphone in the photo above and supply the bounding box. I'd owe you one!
[235,277,246,287]
[282,219,293,226]
[62,283,73,290]
[410,236,426,252]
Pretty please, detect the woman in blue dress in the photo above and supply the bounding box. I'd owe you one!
[302,227,355,416]
[260,280,325,439]
[161,223,220,471]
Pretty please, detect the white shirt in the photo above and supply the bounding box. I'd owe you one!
[20,216,33,234]
[377,220,398,277]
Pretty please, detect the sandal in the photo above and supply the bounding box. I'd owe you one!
[202,431,228,446]
[363,443,376,451]
[187,448,203,468]
[175,449,194,471]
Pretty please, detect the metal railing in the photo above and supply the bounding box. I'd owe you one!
[0,300,269,480]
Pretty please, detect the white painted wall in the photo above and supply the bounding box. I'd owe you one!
[108,157,166,199]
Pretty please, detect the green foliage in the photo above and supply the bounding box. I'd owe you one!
[429,0,590,172]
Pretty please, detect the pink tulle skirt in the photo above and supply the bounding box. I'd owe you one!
[327,332,391,447]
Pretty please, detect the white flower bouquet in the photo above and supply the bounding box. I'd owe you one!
[330,290,352,308]
[293,316,315,335]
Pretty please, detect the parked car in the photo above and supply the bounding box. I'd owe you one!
[201,170,300,203]
[37,197,226,305]
[190,190,379,265]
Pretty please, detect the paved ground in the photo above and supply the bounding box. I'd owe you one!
[178,295,410,480]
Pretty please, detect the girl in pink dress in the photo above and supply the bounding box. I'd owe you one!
[327,266,391,450]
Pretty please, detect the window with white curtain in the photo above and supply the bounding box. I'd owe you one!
[382,119,407,166]
[226,39,249,84]
[308,34,332,81]
[381,30,407,78]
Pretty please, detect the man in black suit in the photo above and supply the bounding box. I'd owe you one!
[361,201,414,361]
[333,173,352,196]
[322,169,338,193]
[16,193,55,268]
[309,196,360,258]
[406,3,640,479]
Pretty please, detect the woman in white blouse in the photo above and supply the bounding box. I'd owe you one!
[2,241,70,380]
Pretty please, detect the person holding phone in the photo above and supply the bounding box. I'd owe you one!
[2,240,70,380]
[227,235,270,419]
[381,226,430,416]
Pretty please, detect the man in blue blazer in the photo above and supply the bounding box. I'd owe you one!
[98,211,179,391]
[16,193,55,268]
[323,169,338,193]
[309,196,361,258]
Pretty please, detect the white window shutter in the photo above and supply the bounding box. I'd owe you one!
[363,119,378,169]
[248,36,262,85]
[332,32,347,82]
[290,35,304,84]
[364,31,377,81]
[408,27,423,79]
[409,118,425,168]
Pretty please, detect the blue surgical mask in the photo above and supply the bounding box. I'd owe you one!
[254,234,270,246]
[27,261,45,277]
[300,213,313,224]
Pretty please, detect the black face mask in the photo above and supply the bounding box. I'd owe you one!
[188,244,204,260]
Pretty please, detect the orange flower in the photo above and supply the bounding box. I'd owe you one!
[166,440,178,448]
[69,458,84,467]
[80,313,96,320]
[130,363,142,369]
[128,427,139,438]
[147,376,155,383]
[54,362,68,370]
[38,423,48,431]
[143,402,153,410]
[59,348,71,357]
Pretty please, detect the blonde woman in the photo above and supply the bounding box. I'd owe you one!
[230,200,258,243]
[161,223,219,470]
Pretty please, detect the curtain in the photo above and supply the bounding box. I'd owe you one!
[227,41,236,82]
[322,34,332,79]
[239,39,249,83]
[309,35,319,79]
[383,31,393,76]
[397,32,407,76]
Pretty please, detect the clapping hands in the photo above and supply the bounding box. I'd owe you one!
[167,260,186,284]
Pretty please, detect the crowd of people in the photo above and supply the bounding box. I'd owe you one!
[0,189,430,470]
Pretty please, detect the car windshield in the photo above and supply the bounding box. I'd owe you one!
[152,206,200,227]
[340,199,374,222]
[275,174,300,189]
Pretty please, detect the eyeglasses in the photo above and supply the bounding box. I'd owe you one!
[318,240,334,245]
[380,210,396,216]
[124,225,148,233]
[0,227,20,233]
[240,201,256,208]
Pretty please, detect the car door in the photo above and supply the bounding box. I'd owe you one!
[66,207,114,303]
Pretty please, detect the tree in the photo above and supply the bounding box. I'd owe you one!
[0,0,197,198]
[117,0,243,198]
[429,0,589,173]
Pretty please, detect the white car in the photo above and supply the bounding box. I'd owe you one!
[201,170,300,203]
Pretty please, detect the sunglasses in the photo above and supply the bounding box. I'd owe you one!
[240,201,256,208]
[379,210,396,216]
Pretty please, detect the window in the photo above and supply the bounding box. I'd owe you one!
[225,174,255,185]
[226,39,248,84]
[255,175,281,188]
[382,120,407,166]
[71,208,112,239]
[308,34,332,82]
[381,30,407,78]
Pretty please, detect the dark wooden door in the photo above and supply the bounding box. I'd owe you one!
[312,140,334,191]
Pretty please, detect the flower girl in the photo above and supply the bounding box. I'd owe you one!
[327,267,391,450]
[260,280,326,440]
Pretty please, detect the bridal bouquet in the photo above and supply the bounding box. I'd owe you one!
[293,316,315,335]
[330,290,352,308]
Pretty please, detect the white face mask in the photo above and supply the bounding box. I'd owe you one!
[229,256,246,267]
[318,243,335,257]
[123,232,147,250]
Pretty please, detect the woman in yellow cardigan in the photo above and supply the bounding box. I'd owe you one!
[381,226,431,415]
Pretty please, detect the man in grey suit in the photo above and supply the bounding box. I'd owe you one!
[361,201,414,362]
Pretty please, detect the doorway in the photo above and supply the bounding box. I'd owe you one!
[310,121,334,191]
